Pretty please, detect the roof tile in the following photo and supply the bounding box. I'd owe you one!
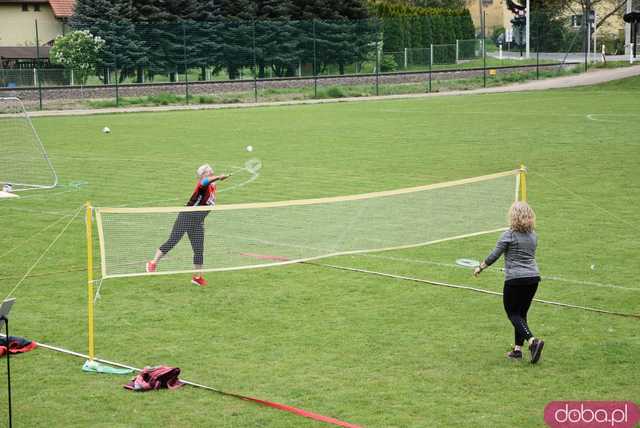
[48,0,74,17]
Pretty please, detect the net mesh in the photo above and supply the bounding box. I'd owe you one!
[0,97,57,191]
[96,170,520,278]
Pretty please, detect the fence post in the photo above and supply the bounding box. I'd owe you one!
[312,19,317,98]
[375,38,380,96]
[455,40,459,64]
[593,24,597,62]
[35,19,43,110]
[70,69,74,86]
[404,47,408,69]
[253,20,258,103]
[115,57,119,107]
[482,12,487,88]
[631,44,635,63]
[525,0,530,58]
[584,0,591,72]
[429,44,433,93]
[499,44,502,60]
[183,23,189,105]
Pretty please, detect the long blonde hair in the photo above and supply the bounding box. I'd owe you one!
[509,201,535,233]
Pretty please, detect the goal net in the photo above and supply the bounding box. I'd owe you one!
[95,169,523,279]
[0,97,58,192]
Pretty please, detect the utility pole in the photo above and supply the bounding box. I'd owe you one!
[525,0,530,58]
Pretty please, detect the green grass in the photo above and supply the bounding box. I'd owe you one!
[1,75,639,427]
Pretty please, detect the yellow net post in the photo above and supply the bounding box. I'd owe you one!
[518,165,527,202]
[85,202,95,361]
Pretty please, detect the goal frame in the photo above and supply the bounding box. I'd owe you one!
[0,96,58,192]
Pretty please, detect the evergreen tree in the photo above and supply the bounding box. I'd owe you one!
[219,0,255,79]
[70,0,147,83]
[190,0,224,80]
[292,0,374,75]
[255,0,302,77]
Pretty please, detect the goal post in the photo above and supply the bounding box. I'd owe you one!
[518,164,527,202]
[0,97,58,192]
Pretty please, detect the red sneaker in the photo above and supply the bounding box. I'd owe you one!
[146,261,157,273]
[191,276,208,287]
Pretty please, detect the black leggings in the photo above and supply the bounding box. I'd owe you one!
[503,276,540,346]
[159,211,209,265]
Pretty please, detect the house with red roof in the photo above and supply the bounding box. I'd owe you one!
[0,0,74,65]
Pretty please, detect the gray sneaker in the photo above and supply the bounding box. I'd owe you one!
[529,339,545,364]
[506,348,523,360]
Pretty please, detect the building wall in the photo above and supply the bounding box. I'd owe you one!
[467,0,513,33]
[468,0,626,41]
[0,3,65,46]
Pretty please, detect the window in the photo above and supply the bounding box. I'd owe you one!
[571,15,583,28]
[21,3,29,11]
[34,4,40,11]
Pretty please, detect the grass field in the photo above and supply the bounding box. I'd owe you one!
[1,75,639,427]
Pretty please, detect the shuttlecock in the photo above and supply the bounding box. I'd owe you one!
[590,264,596,270]
[246,145,253,152]
[102,127,111,134]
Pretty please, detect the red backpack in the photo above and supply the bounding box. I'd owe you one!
[124,366,184,391]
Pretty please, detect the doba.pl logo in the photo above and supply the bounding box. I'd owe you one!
[544,401,640,428]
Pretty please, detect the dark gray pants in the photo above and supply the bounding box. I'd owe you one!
[159,211,208,265]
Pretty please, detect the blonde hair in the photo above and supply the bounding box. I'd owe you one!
[509,201,535,233]
[196,164,213,178]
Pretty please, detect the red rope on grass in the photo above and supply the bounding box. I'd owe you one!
[30,339,362,428]
[238,396,362,428]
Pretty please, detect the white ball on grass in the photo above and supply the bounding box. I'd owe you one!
[246,145,253,152]
[102,127,111,134]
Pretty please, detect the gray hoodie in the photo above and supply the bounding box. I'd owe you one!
[484,229,540,281]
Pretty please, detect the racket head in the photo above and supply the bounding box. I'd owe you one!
[456,258,480,268]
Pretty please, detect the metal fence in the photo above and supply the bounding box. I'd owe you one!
[0,13,628,111]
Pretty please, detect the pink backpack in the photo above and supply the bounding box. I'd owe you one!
[124,366,184,391]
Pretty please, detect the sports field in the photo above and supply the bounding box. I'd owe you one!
[1,76,639,427]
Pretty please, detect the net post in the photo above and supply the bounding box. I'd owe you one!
[518,164,528,202]
[85,202,95,361]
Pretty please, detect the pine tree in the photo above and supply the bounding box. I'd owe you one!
[70,0,147,83]
[218,0,255,79]
[291,0,374,75]
[255,0,302,77]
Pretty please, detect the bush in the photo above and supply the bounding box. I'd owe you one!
[326,86,347,98]
[491,27,505,45]
[599,34,625,55]
[49,30,105,85]
[380,54,399,72]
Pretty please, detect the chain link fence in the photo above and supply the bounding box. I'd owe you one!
[0,12,628,111]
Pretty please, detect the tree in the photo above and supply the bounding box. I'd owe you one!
[291,0,375,75]
[71,0,148,83]
[49,30,105,84]
[255,0,303,77]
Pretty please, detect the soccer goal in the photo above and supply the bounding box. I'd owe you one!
[0,97,58,195]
